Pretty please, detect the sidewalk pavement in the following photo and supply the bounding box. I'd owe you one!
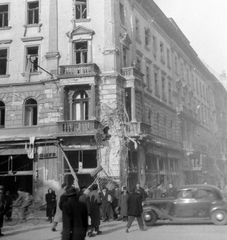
[2,219,135,240]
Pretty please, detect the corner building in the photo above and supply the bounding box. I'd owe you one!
[0,0,225,203]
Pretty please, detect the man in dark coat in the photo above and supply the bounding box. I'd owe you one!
[100,187,111,222]
[125,189,145,233]
[87,184,102,236]
[0,185,5,237]
[62,187,88,240]
[45,188,56,223]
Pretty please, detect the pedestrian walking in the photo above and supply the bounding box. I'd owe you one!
[52,183,67,232]
[62,187,88,240]
[135,183,146,201]
[45,188,56,223]
[87,184,102,237]
[119,186,129,221]
[0,185,5,237]
[100,187,111,222]
[125,188,145,233]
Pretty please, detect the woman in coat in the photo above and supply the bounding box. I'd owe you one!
[119,186,129,221]
[45,188,56,223]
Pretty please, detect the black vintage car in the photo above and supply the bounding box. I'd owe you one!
[142,184,227,226]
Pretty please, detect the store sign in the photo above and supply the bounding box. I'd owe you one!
[189,152,206,171]
[39,152,57,159]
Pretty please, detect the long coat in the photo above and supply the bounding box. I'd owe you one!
[119,192,129,217]
[128,192,143,217]
[88,190,101,227]
[0,191,5,228]
[62,196,88,240]
[45,191,56,218]
[53,188,65,222]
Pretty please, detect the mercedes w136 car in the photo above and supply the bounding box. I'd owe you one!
[142,184,227,226]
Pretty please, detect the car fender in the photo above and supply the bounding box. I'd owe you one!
[210,204,227,216]
[143,205,173,220]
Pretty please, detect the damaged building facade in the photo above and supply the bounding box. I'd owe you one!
[0,0,226,203]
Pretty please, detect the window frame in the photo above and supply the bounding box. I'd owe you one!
[25,45,40,73]
[75,0,87,20]
[27,1,39,25]
[0,101,5,128]
[73,41,88,64]
[0,48,9,76]
[24,98,38,126]
[72,90,89,121]
[0,3,9,28]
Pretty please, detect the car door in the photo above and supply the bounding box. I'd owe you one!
[193,189,214,218]
[172,189,197,217]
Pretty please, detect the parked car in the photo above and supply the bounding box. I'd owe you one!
[142,184,227,226]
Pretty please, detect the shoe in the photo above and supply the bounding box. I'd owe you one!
[125,229,129,233]
[0,233,4,237]
[140,228,146,231]
[51,228,57,232]
[96,230,102,235]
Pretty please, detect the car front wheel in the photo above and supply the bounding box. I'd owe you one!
[211,210,227,225]
[142,210,157,226]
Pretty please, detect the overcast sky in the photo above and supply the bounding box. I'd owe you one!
[154,0,227,76]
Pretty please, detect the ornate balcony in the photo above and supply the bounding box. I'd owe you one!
[56,120,100,136]
[58,63,99,78]
[121,67,144,82]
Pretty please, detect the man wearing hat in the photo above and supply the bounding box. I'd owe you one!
[62,187,88,240]
[0,185,5,237]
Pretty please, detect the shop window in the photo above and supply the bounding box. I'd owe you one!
[0,101,5,128]
[64,150,97,173]
[24,98,37,126]
[0,49,7,75]
[75,0,87,20]
[0,4,8,27]
[27,1,39,25]
[72,90,89,120]
[74,41,88,64]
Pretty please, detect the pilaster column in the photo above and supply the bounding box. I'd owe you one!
[131,87,136,122]
[90,84,96,119]
[88,41,92,63]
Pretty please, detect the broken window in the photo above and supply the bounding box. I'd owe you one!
[24,98,37,126]
[64,150,97,173]
[27,1,39,25]
[74,41,88,64]
[75,0,87,20]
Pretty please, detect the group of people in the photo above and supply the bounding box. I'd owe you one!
[0,185,34,237]
[46,182,151,240]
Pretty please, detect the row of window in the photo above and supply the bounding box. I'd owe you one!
[0,0,86,28]
[0,41,89,76]
[0,90,90,128]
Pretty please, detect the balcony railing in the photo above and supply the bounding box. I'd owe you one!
[56,120,100,136]
[127,122,151,136]
[121,67,144,82]
[58,63,99,77]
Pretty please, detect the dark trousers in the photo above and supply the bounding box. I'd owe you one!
[102,203,110,220]
[126,216,144,229]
